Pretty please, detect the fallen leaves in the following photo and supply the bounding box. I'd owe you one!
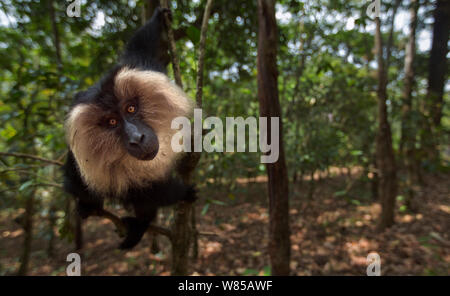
[0,173,448,275]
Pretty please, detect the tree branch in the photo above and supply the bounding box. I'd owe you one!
[92,208,173,240]
[160,0,183,88]
[48,0,62,71]
[385,0,401,70]
[0,152,63,166]
[195,0,214,108]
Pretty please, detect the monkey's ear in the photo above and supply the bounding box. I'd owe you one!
[120,8,170,72]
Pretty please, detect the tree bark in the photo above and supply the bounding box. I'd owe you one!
[196,0,214,109]
[160,0,212,275]
[160,0,192,272]
[190,0,213,261]
[428,0,450,128]
[374,17,397,231]
[401,0,419,211]
[401,0,418,151]
[423,0,450,160]
[257,0,291,275]
[385,0,401,69]
[17,192,35,275]
[48,0,62,71]
[161,0,183,88]
[170,201,192,275]
[47,205,57,257]
[74,214,83,250]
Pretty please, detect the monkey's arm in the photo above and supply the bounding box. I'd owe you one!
[128,177,197,208]
[63,151,104,218]
[151,177,197,207]
[118,178,196,250]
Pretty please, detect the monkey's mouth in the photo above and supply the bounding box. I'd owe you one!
[131,146,159,161]
[126,137,159,161]
[139,150,158,161]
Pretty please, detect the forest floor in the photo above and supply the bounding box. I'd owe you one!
[0,171,449,275]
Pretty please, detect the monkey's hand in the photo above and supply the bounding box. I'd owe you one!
[183,185,198,203]
[118,217,150,250]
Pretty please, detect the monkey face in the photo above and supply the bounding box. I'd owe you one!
[108,97,160,161]
[65,68,194,196]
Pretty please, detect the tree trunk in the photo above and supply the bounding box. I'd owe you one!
[140,0,164,259]
[385,0,401,69]
[308,171,315,200]
[257,0,291,275]
[74,214,83,250]
[170,201,193,275]
[423,0,450,160]
[47,205,56,257]
[371,156,379,200]
[160,0,193,275]
[374,17,397,231]
[160,0,213,275]
[48,0,62,70]
[401,0,419,211]
[17,192,34,275]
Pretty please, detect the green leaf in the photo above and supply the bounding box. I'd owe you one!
[211,199,226,206]
[19,180,33,192]
[201,203,210,216]
[350,150,363,156]
[334,190,347,197]
[186,26,201,45]
[350,199,361,206]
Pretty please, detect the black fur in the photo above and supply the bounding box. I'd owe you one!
[63,8,196,250]
[120,8,170,71]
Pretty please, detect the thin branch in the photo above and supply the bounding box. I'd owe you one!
[0,182,62,194]
[32,182,62,189]
[191,0,214,261]
[196,231,217,236]
[92,208,173,240]
[0,152,63,166]
[0,168,34,174]
[385,0,401,70]
[148,224,172,240]
[160,0,183,88]
[92,209,127,237]
[195,0,214,108]
[0,169,57,184]
[56,151,68,163]
[48,0,62,70]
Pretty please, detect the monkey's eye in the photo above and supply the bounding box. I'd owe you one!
[126,105,137,114]
[108,118,118,127]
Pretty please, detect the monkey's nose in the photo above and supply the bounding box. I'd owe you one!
[129,132,144,146]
